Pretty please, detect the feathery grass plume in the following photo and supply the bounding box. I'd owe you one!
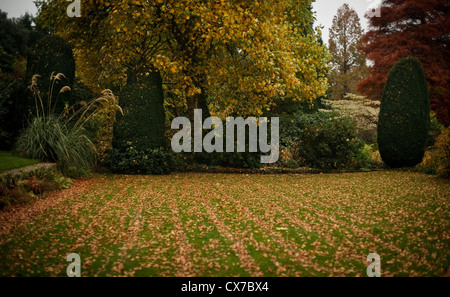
[29,74,44,119]
[17,74,122,176]
[66,89,123,129]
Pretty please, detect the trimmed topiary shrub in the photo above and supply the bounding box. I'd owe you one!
[111,66,170,174]
[378,57,430,168]
[25,35,75,114]
[113,66,166,152]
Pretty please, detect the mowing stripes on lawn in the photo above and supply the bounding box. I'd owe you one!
[0,172,449,277]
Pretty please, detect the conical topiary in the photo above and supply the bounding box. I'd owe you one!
[378,57,430,167]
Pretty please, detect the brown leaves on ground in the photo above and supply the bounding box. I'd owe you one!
[0,171,448,277]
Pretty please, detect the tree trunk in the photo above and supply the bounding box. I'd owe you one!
[187,76,211,128]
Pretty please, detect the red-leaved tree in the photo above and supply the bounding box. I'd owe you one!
[357,0,450,125]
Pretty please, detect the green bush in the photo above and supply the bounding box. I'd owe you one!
[0,74,15,137]
[273,95,327,115]
[281,157,300,169]
[354,144,377,169]
[435,127,450,178]
[280,112,363,170]
[188,151,262,169]
[223,152,261,169]
[110,145,176,175]
[378,57,430,167]
[416,150,438,175]
[174,118,262,169]
[428,113,445,147]
[113,67,166,152]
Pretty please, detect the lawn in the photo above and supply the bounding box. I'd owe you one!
[0,151,40,172]
[0,171,448,277]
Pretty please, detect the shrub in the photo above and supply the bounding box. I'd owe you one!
[416,150,438,175]
[224,152,262,169]
[435,127,450,178]
[370,149,383,165]
[274,95,327,115]
[175,151,262,170]
[428,112,445,147]
[378,57,430,168]
[113,67,166,152]
[280,112,363,170]
[322,93,380,144]
[173,118,263,170]
[0,185,31,209]
[353,144,378,169]
[281,157,300,169]
[0,45,14,73]
[0,166,72,210]
[109,145,176,175]
[71,77,94,103]
[215,152,261,169]
[0,74,15,138]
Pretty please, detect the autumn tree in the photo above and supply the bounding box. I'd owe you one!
[357,0,450,125]
[36,0,328,121]
[328,3,367,101]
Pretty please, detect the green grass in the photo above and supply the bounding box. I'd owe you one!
[0,171,448,277]
[0,151,40,172]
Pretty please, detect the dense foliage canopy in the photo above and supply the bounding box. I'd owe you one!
[36,0,329,118]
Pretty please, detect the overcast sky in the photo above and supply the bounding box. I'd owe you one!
[0,0,382,44]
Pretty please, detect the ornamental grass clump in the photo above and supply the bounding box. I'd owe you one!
[16,73,122,176]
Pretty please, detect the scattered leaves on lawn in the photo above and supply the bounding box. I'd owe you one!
[0,171,449,277]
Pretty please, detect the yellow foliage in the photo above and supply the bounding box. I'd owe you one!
[36,0,329,116]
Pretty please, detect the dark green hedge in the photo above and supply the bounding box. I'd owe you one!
[113,67,166,152]
[378,57,430,167]
[109,147,175,175]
